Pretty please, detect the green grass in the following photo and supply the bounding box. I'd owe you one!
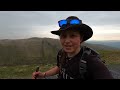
[0,64,55,79]
[98,50,120,65]
[0,50,120,79]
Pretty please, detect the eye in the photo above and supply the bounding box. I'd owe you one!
[70,34,76,38]
[60,34,67,39]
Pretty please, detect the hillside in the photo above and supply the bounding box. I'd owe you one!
[87,40,120,49]
[0,37,119,66]
[0,37,61,66]
[82,42,119,51]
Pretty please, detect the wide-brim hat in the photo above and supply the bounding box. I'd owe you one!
[51,16,93,41]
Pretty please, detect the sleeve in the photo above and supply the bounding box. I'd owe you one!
[86,55,114,79]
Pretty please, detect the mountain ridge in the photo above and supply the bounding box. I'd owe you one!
[0,37,119,66]
[87,40,120,49]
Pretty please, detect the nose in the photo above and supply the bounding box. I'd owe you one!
[64,36,71,43]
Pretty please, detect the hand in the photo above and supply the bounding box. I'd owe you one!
[32,71,44,79]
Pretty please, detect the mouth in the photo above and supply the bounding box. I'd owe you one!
[64,45,72,48]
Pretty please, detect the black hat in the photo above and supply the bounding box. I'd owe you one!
[51,16,93,41]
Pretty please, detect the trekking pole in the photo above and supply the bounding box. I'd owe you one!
[35,66,39,79]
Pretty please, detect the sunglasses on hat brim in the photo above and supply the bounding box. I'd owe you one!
[58,19,82,27]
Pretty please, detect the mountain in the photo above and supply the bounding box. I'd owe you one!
[0,37,61,66]
[86,40,120,49]
[82,42,119,51]
[0,37,118,66]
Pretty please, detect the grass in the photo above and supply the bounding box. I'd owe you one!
[0,50,120,79]
[0,64,55,79]
[98,50,120,65]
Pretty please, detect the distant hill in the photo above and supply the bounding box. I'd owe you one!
[0,37,118,66]
[86,40,120,49]
[82,42,119,51]
[0,37,61,66]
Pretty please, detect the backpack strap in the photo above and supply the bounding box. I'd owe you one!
[57,49,67,79]
[79,46,91,79]
[79,46,104,79]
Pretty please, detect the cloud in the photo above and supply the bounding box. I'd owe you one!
[0,11,120,40]
[91,33,120,41]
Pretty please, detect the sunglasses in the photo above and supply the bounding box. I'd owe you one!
[58,19,82,27]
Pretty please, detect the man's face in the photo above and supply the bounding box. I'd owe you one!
[60,30,82,54]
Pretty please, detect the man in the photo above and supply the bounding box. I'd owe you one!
[32,16,113,79]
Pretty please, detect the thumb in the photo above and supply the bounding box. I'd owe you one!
[32,72,39,79]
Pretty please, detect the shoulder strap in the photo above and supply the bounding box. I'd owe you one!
[79,46,91,79]
[79,46,105,79]
[58,49,67,67]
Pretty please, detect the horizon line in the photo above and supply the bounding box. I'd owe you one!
[0,37,120,41]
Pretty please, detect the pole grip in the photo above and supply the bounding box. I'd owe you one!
[35,66,39,79]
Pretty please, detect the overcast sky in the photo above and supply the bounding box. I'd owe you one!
[0,11,120,41]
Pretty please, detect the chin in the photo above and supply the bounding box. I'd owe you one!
[64,48,73,53]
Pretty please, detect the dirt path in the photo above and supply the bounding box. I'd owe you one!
[107,64,120,79]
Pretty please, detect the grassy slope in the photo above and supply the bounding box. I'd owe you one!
[0,50,120,79]
[98,50,120,65]
[0,38,61,66]
[0,64,55,79]
[0,38,120,79]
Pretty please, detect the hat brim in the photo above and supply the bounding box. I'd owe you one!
[51,24,93,41]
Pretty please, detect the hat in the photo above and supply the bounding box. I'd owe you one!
[51,16,93,41]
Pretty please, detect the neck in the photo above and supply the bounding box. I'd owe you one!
[67,47,81,58]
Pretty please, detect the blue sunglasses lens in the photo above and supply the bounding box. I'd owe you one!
[70,19,80,24]
[59,20,67,27]
[58,19,81,27]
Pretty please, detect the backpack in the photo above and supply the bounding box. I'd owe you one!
[58,46,105,79]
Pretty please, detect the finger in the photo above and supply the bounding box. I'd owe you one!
[32,75,35,79]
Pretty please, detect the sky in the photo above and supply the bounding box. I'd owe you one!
[0,11,120,41]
